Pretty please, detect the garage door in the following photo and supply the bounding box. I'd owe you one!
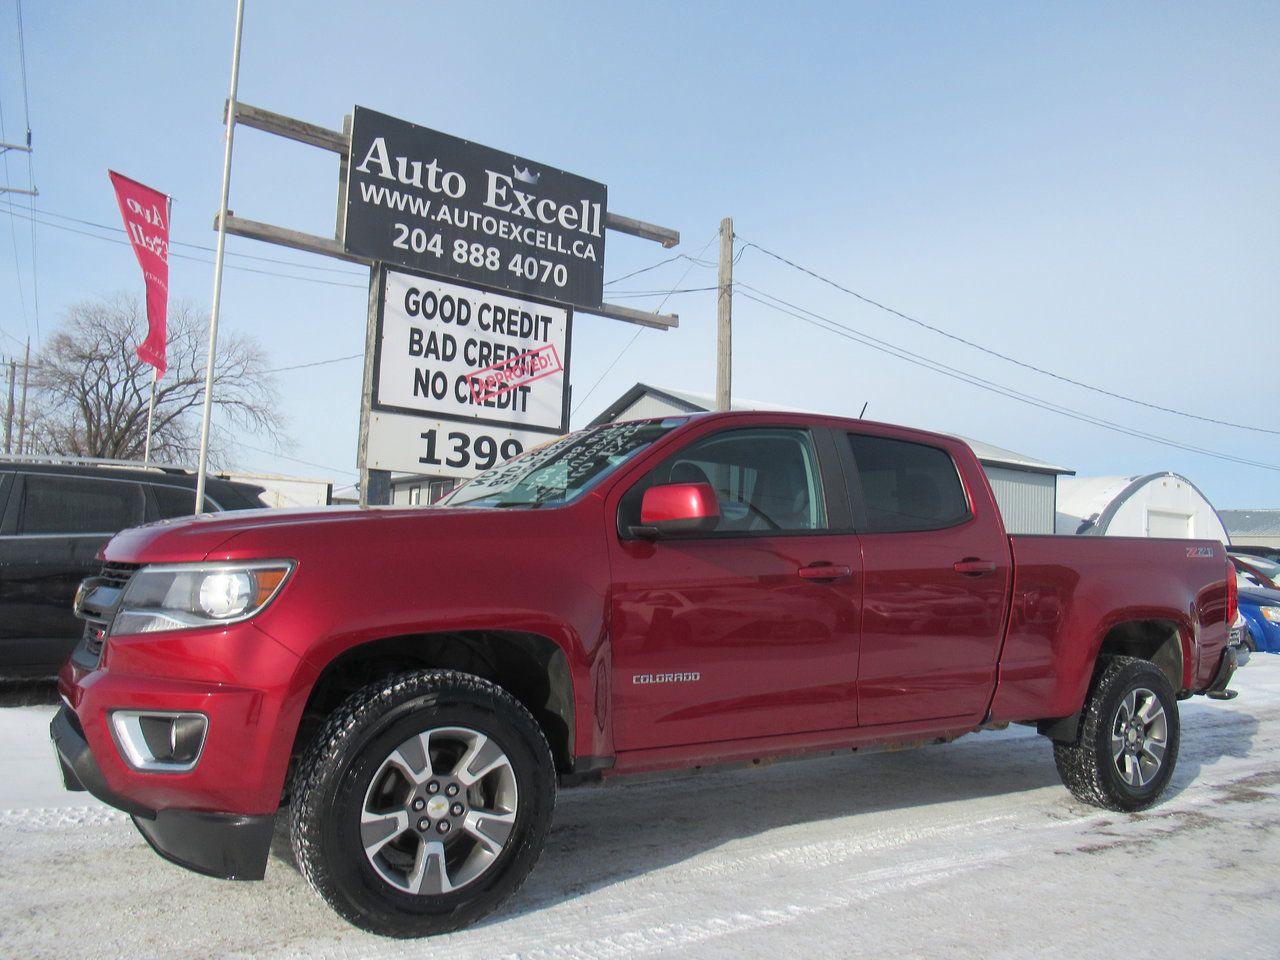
[1146,509,1193,538]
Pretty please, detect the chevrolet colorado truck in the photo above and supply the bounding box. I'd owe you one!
[51,411,1239,937]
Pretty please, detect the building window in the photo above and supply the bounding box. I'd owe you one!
[428,479,455,503]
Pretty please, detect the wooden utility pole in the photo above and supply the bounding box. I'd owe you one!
[4,358,14,453]
[715,217,733,412]
[357,269,390,506]
[16,339,30,454]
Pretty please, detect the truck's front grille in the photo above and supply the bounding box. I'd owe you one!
[82,621,110,660]
[79,562,141,664]
[99,561,141,590]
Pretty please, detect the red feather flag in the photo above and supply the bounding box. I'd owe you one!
[108,171,171,377]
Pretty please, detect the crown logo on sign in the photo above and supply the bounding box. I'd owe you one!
[513,165,541,186]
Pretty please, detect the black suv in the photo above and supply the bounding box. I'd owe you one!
[0,459,268,678]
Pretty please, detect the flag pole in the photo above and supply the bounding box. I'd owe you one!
[194,0,246,515]
[143,368,158,465]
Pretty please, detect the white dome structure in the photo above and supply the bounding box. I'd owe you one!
[1055,472,1228,542]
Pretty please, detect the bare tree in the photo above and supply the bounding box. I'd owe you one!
[26,293,288,468]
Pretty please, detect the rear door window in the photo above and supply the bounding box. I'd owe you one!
[847,434,970,533]
[18,474,146,535]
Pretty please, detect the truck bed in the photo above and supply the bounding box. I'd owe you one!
[990,534,1231,723]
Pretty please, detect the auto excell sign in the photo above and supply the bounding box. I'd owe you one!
[345,106,607,310]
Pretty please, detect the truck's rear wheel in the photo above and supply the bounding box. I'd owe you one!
[290,670,555,937]
[1052,656,1180,812]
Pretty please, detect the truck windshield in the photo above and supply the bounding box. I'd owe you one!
[439,418,686,509]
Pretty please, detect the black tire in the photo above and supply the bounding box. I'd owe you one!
[1052,656,1180,812]
[290,670,555,937]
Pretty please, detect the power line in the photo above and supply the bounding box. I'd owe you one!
[32,206,367,275]
[604,254,684,286]
[14,1,31,124]
[603,252,715,287]
[0,88,30,337]
[16,0,39,340]
[740,281,1280,471]
[237,440,356,478]
[3,209,719,384]
[571,232,720,417]
[20,207,725,293]
[1,206,370,289]
[736,282,1280,473]
[265,353,361,374]
[249,288,718,381]
[602,285,718,299]
[737,237,1278,437]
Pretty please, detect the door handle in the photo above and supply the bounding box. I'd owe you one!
[954,558,996,578]
[798,563,853,582]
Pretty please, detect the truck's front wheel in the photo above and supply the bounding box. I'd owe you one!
[290,670,555,937]
[1052,656,1180,812]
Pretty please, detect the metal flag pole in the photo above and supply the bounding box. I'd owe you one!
[142,368,158,465]
[194,0,246,514]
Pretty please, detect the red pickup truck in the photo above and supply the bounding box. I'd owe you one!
[52,411,1238,937]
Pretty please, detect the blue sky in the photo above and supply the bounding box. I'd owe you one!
[1,2,1275,505]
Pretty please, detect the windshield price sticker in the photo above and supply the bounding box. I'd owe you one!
[373,267,572,435]
[366,411,552,480]
[444,419,677,504]
[345,105,607,310]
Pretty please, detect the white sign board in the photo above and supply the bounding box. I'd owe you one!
[373,267,571,434]
[367,410,554,479]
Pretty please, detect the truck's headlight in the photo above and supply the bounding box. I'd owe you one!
[1261,606,1280,624]
[112,561,294,635]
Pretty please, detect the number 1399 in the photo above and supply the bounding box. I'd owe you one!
[418,428,524,471]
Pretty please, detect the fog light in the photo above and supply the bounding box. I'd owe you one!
[111,711,208,772]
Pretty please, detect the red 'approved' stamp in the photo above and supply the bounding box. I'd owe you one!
[466,344,563,404]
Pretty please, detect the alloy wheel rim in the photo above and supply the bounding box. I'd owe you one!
[1110,687,1168,789]
[360,725,518,894]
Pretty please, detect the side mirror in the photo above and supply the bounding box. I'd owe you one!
[630,482,720,539]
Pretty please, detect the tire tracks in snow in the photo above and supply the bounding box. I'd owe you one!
[270,693,1280,960]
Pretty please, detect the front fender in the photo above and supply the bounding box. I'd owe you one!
[210,502,614,761]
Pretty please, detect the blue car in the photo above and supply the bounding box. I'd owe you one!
[1237,586,1280,653]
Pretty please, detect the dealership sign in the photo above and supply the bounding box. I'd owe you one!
[368,265,571,477]
[345,106,607,310]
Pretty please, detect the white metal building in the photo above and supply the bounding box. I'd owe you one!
[589,383,1074,535]
[218,471,333,508]
[1219,510,1280,550]
[1055,473,1228,542]
[956,437,1073,536]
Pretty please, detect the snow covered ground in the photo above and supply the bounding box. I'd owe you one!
[2,659,1278,960]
